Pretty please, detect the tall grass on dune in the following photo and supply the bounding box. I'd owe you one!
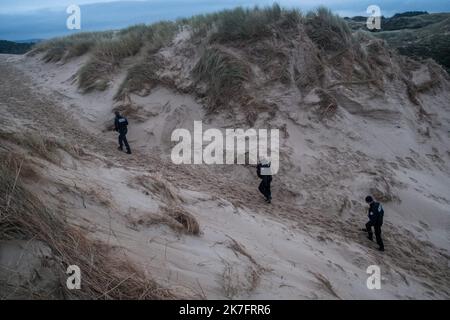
[192,47,251,111]
[115,55,164,100]
[33,21,177,92]
[114,22,177,98]
[35,4,360,96]
[31,32,114,62]
[76,31,144,92]
[180,4,303,42]
[305,7,352,52]
[77,21,177,92]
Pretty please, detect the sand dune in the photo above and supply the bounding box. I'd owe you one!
[1,11,449,299]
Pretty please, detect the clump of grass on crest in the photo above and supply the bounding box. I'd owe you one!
[192,47,251,110]
[79,21,177,93]
[77,30,145,92]
[142,21,178,53]
[114,22,178,99]
[305,7,352,52]
[32,31,114,62]
[182,4,303,43]
[115,55,164,100]
[35,22,176,93]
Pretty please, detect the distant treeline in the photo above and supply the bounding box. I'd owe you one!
[0,40,34,54]
[391,11,429,18]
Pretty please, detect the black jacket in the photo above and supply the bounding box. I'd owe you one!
[368,202,384,225]
[115,115,128,133]
[257,163,272,183]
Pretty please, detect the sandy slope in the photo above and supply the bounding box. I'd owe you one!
[1,47,449,300]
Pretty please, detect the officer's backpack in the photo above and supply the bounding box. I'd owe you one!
[260,162,271,176]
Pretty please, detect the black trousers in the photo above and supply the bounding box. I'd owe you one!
[366,221,384,249]
[258,179,271,200]
[118,130,130,152]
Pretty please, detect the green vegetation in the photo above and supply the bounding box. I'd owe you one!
[192,47,251,110]
[38,4,450,103]
[33,22,177,92]
[382,12,447,31]
[0,40,33,54]
[377,16,450,73]
[33,32,114,62]
[305,7,352,52]
[76,32,145,92]
[113,22,178,98]
[178,4,302,42]
[115,55,164,100]
[206,4,302,42]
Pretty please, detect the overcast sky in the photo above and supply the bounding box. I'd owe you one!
[1,0,449,40]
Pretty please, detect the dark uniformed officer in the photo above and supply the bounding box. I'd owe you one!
[114,111,131,154]
[257,159,272,204]
[363,195,385,251]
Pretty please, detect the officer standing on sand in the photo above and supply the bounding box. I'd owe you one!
[362,195,385,251]
[114,111,131,154]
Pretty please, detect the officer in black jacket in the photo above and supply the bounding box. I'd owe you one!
[114,111,131,154]
[257,159,272,204]
[363,195,385,251]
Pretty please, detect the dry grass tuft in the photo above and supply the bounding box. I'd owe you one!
[164,206,200,236]
[127,207,200,236]
[0,130,83,164]
[314,89,338,119]
[221,262,241,299]
[310,271,341,299]
[224,236,265,296]
[227,236,259,266]
[0,152,40,182]
[129,175,200,235]
[133,175,183,204]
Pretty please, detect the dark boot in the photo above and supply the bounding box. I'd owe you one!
[118,134,123,151]
[365,222,374,241]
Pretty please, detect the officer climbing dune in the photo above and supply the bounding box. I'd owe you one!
[257,158,272,204]
[361,195,385,251]
[114,111,131,155]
